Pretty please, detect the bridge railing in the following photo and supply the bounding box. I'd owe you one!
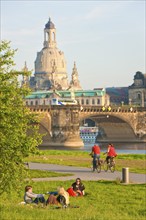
[27,105,146,113]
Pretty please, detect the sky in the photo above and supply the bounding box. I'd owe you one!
[1,0,145,89]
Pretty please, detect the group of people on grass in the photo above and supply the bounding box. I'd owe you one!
[24,178,85,207]
[91,143,117,171]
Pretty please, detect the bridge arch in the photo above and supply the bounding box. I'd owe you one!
[80,112,137,140]
[38,113,52,143]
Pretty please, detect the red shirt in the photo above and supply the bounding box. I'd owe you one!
[92,145,100,154]
[108,146,117,157]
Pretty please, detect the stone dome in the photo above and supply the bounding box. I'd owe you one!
[45,18,55,29]
[35,47,67,74]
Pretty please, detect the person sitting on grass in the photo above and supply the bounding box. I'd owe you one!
[24,185,46,205]
[67,178,85,196]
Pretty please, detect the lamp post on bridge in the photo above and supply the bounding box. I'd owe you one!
[121,101,124,107]
[129,98,132,106]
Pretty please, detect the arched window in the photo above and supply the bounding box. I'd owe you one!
[30,101,33,106]
[81,99,84,105]
[86,99,89,105]
[26,101,28,106]
[137,93,141,100]
[35,100,38,106]
[92,99,95,105]
[52,32,55,41]
[43,100,45,105]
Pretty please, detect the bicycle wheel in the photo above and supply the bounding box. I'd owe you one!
[103,161,108,172]
[96,164,101,173]
[110,162,115,173]
[90,162,93,171]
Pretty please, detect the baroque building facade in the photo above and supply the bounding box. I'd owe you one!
[128,71,146,107]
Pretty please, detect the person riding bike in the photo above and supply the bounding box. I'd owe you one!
[105,143,117,164]
[90,143,100,171]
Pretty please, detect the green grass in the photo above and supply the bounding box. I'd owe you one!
[28,169,73,178]
[24,150,146,174]
[0,180,145,220]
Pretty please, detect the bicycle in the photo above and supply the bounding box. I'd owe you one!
[103,157,115,173]
[90,158,102,173]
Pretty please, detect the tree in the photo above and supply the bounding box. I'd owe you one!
[0,41,42,195]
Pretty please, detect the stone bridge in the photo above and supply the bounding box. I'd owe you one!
[29,105,146,148]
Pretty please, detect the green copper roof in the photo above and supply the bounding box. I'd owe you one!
[25,89,105,99]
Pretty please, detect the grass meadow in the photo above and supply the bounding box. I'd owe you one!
[0,180,145,220]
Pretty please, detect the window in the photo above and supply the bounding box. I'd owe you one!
[35,100,38,106]
[86,99,89,105]
[52,32,55,41]
[97,99,100,105]
[26,101,28,105]
[81,99,84,105]
[137,93,141,100]
[30,101,33,106]
[92,99,95,105]
[43,100,45,105]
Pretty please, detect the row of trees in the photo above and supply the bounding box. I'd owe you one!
[0,41,42,195]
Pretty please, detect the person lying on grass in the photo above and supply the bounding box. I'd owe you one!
[24,185,46,205]
[46,186,69,208]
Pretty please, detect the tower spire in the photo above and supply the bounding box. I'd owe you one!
[21,61,29,87]
[69,61,82,90]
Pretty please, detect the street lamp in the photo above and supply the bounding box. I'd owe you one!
[129,98,132,106]
[121,101,124,106]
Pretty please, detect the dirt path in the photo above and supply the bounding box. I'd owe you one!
[29,162,146,184]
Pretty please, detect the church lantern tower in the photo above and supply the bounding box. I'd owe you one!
[44,18,57,48]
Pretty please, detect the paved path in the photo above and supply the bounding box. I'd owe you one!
[29,162,146,184]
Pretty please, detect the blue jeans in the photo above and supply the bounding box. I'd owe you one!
[93,154,100,170]
[33,196,46,204]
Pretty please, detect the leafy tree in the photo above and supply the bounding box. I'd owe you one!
[0,41,42,195]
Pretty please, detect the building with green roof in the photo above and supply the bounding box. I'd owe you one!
[25,89,110,106]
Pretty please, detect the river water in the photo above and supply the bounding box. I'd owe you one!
[40,142,146,154]
[84,142,146,154]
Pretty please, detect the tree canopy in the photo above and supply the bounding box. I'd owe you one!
[0,41,42,195]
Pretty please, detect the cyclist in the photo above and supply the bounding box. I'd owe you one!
[105,143,117,164]
[90,143,100,171]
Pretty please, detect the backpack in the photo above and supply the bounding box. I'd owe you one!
[56,195,67,207]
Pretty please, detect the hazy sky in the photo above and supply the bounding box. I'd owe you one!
[1,0,145,89]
